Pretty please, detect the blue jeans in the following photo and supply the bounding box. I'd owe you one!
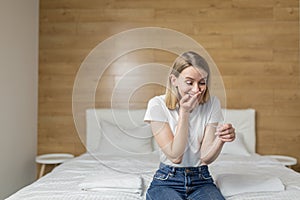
[146,163,225,200]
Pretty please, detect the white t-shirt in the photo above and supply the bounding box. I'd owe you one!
[144,95,223,167]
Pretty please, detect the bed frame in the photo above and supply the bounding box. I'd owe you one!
[9,108,300,200]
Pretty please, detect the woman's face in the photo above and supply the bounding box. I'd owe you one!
[171,66,208,99]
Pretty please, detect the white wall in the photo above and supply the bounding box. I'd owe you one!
[0,0,39,199]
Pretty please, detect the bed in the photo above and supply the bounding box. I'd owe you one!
[6,108,300,200]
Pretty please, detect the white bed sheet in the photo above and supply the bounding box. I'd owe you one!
[210,154,300,199]
[6,152,159,200]
[6,153,300,200]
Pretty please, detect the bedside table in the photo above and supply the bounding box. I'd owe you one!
[36,153,74,178]
[265,155,297,168]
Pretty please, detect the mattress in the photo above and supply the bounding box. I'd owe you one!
[6,152,158,200]
[6,152,300,200]
[210,154,300,200]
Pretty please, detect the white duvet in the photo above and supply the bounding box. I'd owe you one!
[6,152,158,200]
[210,154,300,199]
[6,153,300,200]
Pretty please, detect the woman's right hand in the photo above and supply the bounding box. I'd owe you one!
[179,91,201,113]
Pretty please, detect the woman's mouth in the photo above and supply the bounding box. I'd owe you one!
[187,91,202,97]
[187,92,194,97]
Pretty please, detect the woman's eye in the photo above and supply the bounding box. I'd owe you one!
[185,81,193,85]
[199,82,206,86]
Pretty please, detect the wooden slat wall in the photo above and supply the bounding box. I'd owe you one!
[39,0,300,171]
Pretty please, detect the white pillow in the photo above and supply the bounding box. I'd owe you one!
[216,173,285,197]
[221,132,251,156]
[97,120,153,155]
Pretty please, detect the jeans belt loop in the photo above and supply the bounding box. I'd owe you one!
[171,166,176,174]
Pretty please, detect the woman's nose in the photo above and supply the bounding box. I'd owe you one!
[191,83,200,92]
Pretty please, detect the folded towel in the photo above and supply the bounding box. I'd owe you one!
[216,173,285,197]
[79,171,143,195]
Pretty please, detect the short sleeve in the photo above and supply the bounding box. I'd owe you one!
[207,97,224,124]
[144,96,168,123]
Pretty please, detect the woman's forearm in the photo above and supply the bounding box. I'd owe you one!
[200,138,224,165]
[167,110,190,163]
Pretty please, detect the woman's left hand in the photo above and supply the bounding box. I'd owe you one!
[216,124,235,142]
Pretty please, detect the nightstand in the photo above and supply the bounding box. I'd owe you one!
[265,155,297,168]
[36,153,74,178]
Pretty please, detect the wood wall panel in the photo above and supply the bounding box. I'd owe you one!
[39,0,300,171]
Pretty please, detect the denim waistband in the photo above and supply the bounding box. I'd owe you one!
[159,162,208,173]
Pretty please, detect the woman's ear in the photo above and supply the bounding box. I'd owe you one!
[169,74,178,87]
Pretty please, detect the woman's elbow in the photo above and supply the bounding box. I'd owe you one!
[200,155,216,165]
[170,156,182,164]
[200,157,209,165]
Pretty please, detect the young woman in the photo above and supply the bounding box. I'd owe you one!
[144,51,235,200]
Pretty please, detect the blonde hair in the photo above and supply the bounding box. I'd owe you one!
[165,51,210,110]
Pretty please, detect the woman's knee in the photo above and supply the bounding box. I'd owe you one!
[188,185,225,200]
[146,187,183,200]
